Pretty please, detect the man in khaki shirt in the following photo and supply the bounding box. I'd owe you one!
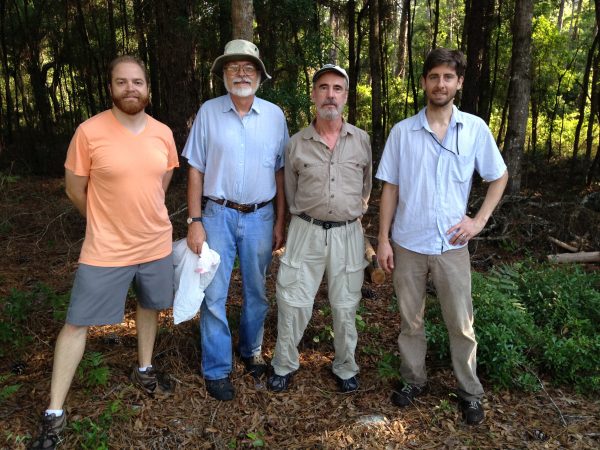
[268,64,372,393]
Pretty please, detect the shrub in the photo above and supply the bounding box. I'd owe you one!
[423,261,600,393]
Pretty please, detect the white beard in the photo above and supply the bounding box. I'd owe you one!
[224,75,260,98]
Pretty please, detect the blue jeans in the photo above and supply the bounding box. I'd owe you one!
[200,200,274,380]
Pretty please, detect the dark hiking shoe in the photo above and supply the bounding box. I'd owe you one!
[29,412,66,450]
[460,400,485,425]
[267,372,293,392]
[391,383,428,407]
[130,366,175,397]
[241,354,268,378]
[205,377,235,401]
[335,375,359,393]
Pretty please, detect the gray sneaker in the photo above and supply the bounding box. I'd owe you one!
[29,412,66,450]
[130,366,175,397]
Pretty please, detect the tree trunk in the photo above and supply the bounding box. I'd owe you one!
[152,0,197,151]
[557,0,565,31]
[231,0,253,41]
[531,93,538,153]
[348,1,367,125]
[369,0,384,160]
[545,74,564,159]
[571,30,598,171]
[75,0,98,116]
[405,0,418,116]
[107,0,117,58]
[585,46,600,164]
[347,0,357,124]
[0,0,13,141]
[504,0,533,194]
[395,0,410,77]
[488,0,503,122]
[133,0,148,63]
[433,0,440,49]
[461,0,494,117]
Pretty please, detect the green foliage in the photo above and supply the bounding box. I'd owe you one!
[227,430,266,448]
[312,324,334,344]
[355,314,367,333]
[0,289,33,357]
[77,352,110,388]
[377,351,401,381]
[0,374,21,404]
[70,400,128,449]
[423,261,600,393]
[0,284,69,357]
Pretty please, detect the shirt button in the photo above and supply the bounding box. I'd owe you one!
[330,162,334,165]
[328,210,332,214]
[330,194,334,198]
[331,178,335,181]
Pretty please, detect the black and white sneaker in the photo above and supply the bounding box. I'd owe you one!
[459,399,485,425]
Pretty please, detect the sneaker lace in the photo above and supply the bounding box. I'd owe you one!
[400,385,415,395]
[465,401,480,410]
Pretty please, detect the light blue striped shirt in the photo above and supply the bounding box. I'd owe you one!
[376,106,506,255]
[182,94,289,204]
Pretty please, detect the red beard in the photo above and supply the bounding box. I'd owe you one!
[112,93,149,115]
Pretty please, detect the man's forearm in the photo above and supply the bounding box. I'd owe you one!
[275,168,286,225]
[474,170,508,226]
[187,167,204,217]
[378,182,399,241]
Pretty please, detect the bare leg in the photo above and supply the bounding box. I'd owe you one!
[136,305,158,367]
[48,323,88,410]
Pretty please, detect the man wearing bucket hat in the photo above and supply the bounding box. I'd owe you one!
[182,39,288,401]
[268,64,372,393]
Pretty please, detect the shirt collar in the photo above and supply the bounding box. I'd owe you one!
[222,94,261,115]
[413,105,463,132]
[302,119,354,141]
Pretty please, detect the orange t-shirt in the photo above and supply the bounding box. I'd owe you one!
[65,110,179,267]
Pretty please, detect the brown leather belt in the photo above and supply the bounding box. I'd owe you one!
[298,212,357,229]
[203,197,271,213]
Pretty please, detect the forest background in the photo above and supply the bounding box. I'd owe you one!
[1,0,600,449]
[0,0,599,190]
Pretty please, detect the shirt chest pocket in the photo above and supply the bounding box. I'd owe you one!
[449,154,475,183]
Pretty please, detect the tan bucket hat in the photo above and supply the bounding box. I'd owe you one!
[211,39,271,80]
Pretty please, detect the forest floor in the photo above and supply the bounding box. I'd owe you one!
[1,165,600,449]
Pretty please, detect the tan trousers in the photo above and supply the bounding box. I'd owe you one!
[271,216,366,379]
[392,243,484,401]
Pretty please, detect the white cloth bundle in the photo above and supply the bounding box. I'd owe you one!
[172,239,220,324]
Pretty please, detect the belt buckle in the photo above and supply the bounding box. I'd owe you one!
[322,222,332,230]
[238,204,252,213]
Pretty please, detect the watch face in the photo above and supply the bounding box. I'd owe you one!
[186,217,193,225]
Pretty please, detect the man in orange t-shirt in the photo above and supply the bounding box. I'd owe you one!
[30,56,178,450]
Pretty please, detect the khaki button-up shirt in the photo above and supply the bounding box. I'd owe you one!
[285,121,372,222]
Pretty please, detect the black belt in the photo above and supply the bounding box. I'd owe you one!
[203,197,271,213]
[298,213,357,229]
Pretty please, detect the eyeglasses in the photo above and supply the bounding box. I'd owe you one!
[224,64,258,76]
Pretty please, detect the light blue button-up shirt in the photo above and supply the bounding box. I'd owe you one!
[182,94,289,204]
[376,106,506,255]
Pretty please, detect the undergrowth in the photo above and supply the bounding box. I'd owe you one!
[425,260,600,393]
[0,284,69,358]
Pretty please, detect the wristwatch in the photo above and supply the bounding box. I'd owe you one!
[186,216,203,225]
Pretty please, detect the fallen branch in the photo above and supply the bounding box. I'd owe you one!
[547,251,600,263]
[523,366,567,427]
[547,236,579,252]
